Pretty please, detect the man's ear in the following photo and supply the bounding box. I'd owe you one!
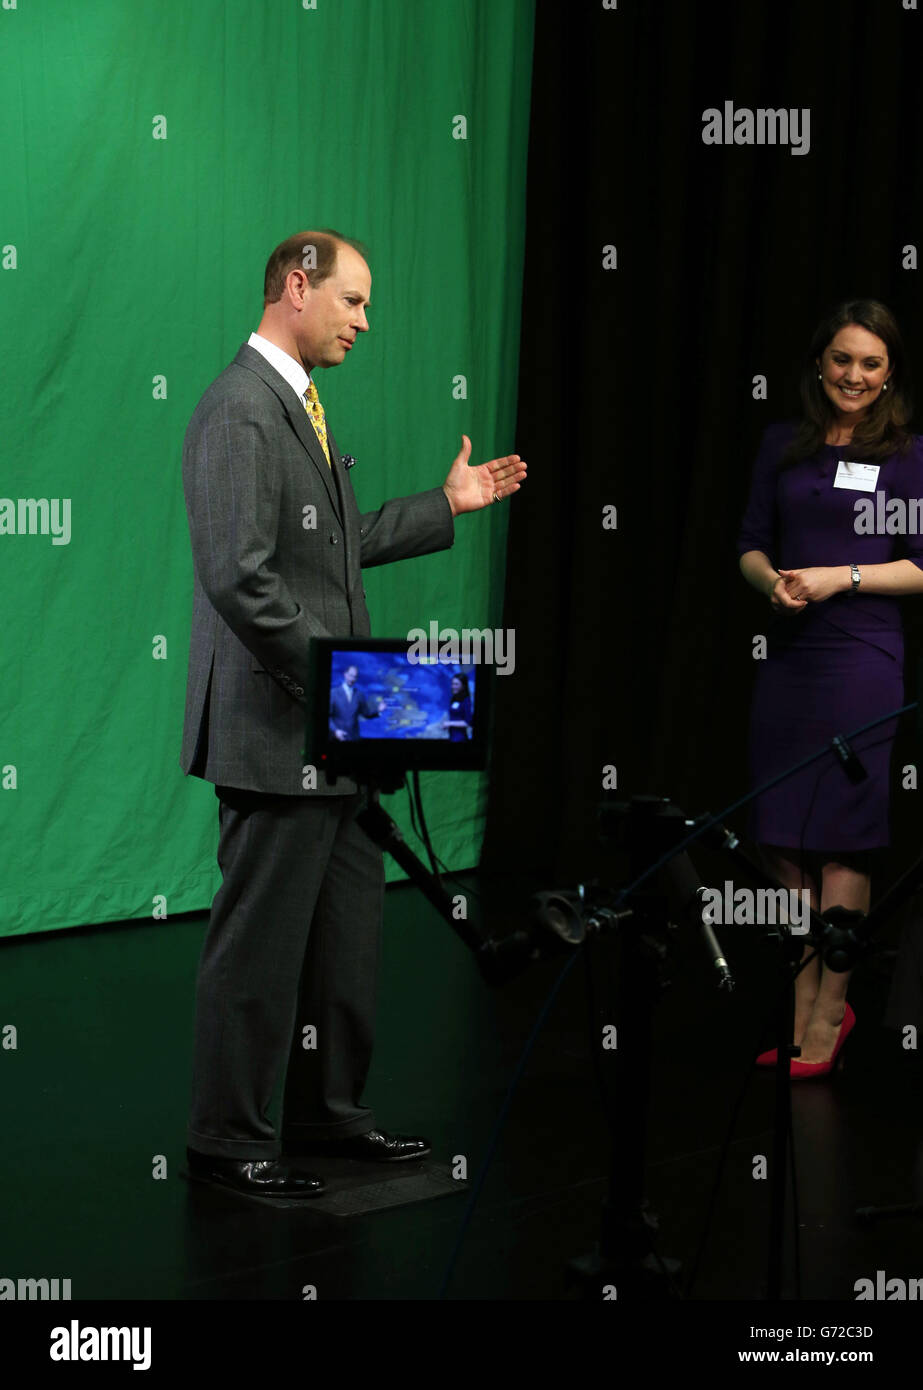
[286,267,310,308]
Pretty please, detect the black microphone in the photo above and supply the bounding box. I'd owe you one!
[660,852,735,991]
[831,733,867,784]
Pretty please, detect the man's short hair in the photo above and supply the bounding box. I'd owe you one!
[263,229,369,305]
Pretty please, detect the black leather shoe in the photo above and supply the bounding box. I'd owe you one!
[291,1128,431,1163]
[186,1146,326,1197]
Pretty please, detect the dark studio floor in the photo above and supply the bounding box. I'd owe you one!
[2,859,922,1315]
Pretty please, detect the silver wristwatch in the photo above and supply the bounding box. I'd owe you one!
[850,563,861,593]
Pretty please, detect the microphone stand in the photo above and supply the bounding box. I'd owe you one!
[692,820,825,1299]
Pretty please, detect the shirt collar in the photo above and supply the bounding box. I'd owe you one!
[248,332,312,406]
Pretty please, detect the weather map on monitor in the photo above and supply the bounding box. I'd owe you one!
[328,650,475,743]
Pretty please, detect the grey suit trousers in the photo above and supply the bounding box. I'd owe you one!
[186,783,385,1158]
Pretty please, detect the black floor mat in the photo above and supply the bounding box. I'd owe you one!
[182,1160,467,1214]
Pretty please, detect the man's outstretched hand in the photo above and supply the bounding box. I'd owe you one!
[442,435,527,517]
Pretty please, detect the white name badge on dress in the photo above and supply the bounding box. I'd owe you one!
[833,461,880,491]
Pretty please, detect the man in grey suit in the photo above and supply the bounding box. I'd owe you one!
[180,228,526,1197]
[330,664,384,741]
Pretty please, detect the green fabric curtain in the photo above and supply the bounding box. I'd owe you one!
[0,0,535,937]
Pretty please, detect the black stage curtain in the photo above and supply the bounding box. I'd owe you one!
[483,0,923,886]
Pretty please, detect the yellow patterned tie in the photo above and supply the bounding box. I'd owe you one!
[304,379,331,468]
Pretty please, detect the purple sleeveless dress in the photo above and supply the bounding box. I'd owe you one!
[737,422,923,852]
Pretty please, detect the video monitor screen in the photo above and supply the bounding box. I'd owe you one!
[308,639,491,779]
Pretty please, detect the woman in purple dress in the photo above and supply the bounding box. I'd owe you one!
[737,299,923,1076]
[442,673,473,742]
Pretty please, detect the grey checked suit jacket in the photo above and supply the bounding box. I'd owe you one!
[180,343,455,796]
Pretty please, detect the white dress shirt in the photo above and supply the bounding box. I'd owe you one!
[247,332,312,408]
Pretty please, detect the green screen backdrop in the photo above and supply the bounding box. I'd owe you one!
[0,0,535,937]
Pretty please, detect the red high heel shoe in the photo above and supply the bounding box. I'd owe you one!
[755,1003,856,1073]
[788,1003,855,1080]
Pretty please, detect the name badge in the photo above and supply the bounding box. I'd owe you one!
[833,461,880,491]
